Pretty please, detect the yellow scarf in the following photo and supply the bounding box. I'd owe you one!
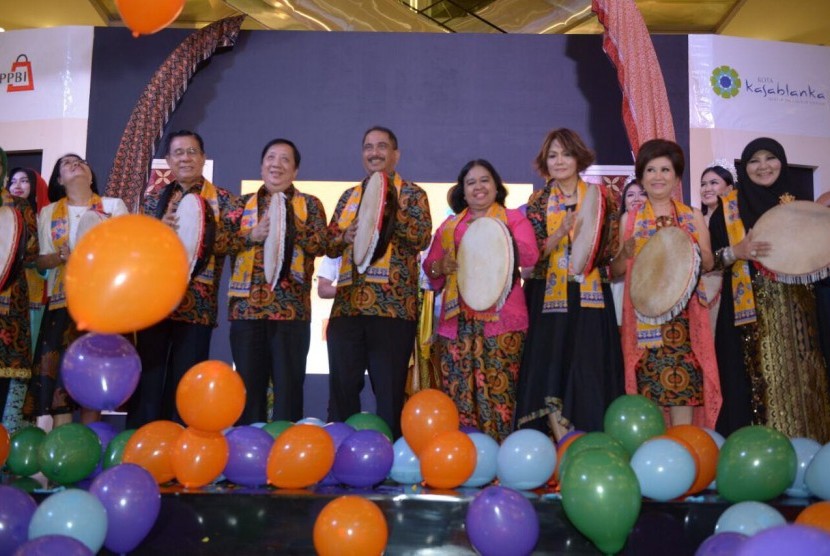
[542,180,604,313]
[49,195,103,309]
[193,181,220,285]
[722,190,756,326]
[632,200,705,348]
[27,267,46,309]
[229,188,308,297]
[441,204,509,322]
[337,173,402,286]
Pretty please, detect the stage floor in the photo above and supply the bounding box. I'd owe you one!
[33,483,803,555]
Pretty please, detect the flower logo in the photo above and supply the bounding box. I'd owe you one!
[711,66,741,99]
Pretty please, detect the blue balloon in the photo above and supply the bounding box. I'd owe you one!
[695,532,747,556]
[787,437,822,498]
[805,442,830,500]
[465,486,539,556]
[715,501,786,536]
[630,437,696,501]
[332,429,394,488]
[318,422,355,486]
[85,421,118,479]
[61,333,140,411]
[14,535,93,556]
[496,429,556,490]
[390,436,422,485]
[89,463,160,554]
[28,490,107,553]
[223,426,274,487]
[296,416,325,427]
[462,432,499,488]
[735,524,830,555]
[0,485,37,555]
[250,422,267,429]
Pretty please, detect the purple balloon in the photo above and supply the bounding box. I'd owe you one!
[13,535,93,556]
[318,422,356,486]
[88,463,160,554]
[223,426,274,487]
[736,524,830,556]
[85,421,118,479]
[0,485,37,555]
[695,532,748,556]
[332,429,394,488]
[465,486,539,556]
[61,333,140,411]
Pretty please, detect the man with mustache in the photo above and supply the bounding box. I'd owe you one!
[325,126,432,438]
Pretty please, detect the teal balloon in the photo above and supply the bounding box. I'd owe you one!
[6,426,46,477]
[560,448,641,554]
[28,489,107,553]
[262,420,294,439]
[38,424,102,485]
[559,432,628,484]
[603,395,666,456]
[345,412,393,442]
[717,425,796,502]
[103,429,136,469]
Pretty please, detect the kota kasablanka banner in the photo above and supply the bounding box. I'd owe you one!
[0,27,93,121]
[689,35,830,138]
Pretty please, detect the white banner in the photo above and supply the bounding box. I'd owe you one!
[0,27,93,121]
[689,35,830,137]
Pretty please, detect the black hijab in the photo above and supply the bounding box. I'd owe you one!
[736,137,806,230]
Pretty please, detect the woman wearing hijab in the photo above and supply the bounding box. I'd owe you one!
[0,149,39,434]
[708,137,830,441]
[24,154,128,427]
[423,159,538,441]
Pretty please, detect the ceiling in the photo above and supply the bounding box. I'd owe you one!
[1,0,829,46]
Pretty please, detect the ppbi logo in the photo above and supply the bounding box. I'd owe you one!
[2,54,35,93]
[711,65,741,99]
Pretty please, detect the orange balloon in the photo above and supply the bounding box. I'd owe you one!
[796,501,830,533]
[65,214,188,334]
[401,389,459,457]
[0,424,9,467]
[313,496,388,556]
[553,431,585,483]
[267,424,334,489]
[122,420,184,484]
[420,430,477,489]
[171,427,229,488]
[176,361,246,432]
[115,0,185,38]
[665,424,718,494]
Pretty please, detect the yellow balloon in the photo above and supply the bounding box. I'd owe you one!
[66,214,188,334]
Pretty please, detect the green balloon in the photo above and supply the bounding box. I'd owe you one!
[6,426,46,477]
[716,425,796,502]
[38,423,102,485]
[561,448,641,555]
[263,420,294,439]
[103,429,136,469]
[345,412,393,441]
[9,476,43,493]
[603,394,666,456]
[559,432,629,484]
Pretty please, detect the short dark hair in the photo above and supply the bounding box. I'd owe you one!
[699,165,735,188]
[533,128,595,178]
[163,130,205,156]
[448,159,508,214]
[48,153,99,203]
[635,139,685,182]
[6,167,38,209]
[260,138,301,168]
[362,126,398,150]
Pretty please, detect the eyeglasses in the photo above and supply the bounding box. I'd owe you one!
[60,158,89,169]
[170,147,203,158]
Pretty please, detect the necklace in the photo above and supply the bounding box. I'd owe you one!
[557,186,576,199]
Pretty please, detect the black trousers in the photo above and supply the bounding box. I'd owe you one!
[230,319,310,424]
[326,316,415,438]
[127,319,212,428]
